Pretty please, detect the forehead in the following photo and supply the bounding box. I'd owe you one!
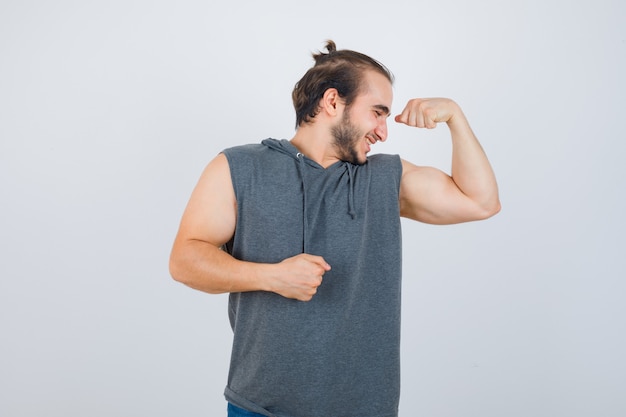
[357,70,393,107]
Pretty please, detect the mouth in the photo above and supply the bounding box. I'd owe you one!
[365,133,378,153]
[366,133,379,144]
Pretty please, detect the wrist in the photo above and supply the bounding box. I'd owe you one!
[253,262,278,293]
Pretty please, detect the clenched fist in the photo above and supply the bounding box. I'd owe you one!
[270,253,331,301]
[395,98,461,129]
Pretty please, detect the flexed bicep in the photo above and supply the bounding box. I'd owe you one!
[399,159,494,225]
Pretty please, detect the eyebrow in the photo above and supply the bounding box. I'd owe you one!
[373,104,391,115]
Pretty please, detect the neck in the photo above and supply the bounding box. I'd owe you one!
[290,125,339,168]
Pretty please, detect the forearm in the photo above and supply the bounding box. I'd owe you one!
[448,107,500,214]
[169,239,273,295]
[169,239,329,301]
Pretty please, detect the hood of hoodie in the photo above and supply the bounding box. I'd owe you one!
[261,138,323,167]
[261,138,359,251]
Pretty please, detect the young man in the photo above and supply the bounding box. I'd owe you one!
[169,40,500,417]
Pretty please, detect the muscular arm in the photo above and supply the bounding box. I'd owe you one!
[169,153,330,301]
[396,98,501,224]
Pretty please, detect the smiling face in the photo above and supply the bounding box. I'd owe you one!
[331,70,393,165]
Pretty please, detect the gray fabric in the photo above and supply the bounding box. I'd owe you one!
[222,139,403,417]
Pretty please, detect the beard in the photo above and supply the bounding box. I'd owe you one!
[331,110,367,165]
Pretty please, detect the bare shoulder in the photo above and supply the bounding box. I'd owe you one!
[400,158,449,187]
[175,153,237,247]
[399,158,479,224]
[400,158,422,176]
[399,159,452,204]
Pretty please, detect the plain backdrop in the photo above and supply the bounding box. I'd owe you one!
[1,0,625,416]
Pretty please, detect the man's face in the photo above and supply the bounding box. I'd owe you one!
[331,71,393,165]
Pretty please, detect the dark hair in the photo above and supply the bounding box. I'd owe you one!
[292,40,394,128]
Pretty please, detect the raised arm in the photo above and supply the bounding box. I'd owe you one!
[169,153,330,301]
[396,98,500,224]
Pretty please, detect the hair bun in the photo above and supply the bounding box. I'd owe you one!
[312,39,337,64]
[324,40,337,54]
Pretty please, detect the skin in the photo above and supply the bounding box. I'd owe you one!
[169,70,500,301]
[330,109,364,165]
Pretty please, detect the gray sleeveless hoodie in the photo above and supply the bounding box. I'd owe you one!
[222,139,403,417]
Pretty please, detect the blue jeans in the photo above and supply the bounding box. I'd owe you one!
[227,403,266,417]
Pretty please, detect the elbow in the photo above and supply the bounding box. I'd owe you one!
[169,248,189,285]
[169,254,200,290]
[480,199,501,220]
[169,254,183,284]
[168,244,223,294]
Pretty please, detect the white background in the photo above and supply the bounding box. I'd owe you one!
[1,0,625,416]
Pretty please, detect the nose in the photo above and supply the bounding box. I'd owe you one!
[375,119,388,142]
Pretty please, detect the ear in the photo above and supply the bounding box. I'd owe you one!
[320,88,344,118]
